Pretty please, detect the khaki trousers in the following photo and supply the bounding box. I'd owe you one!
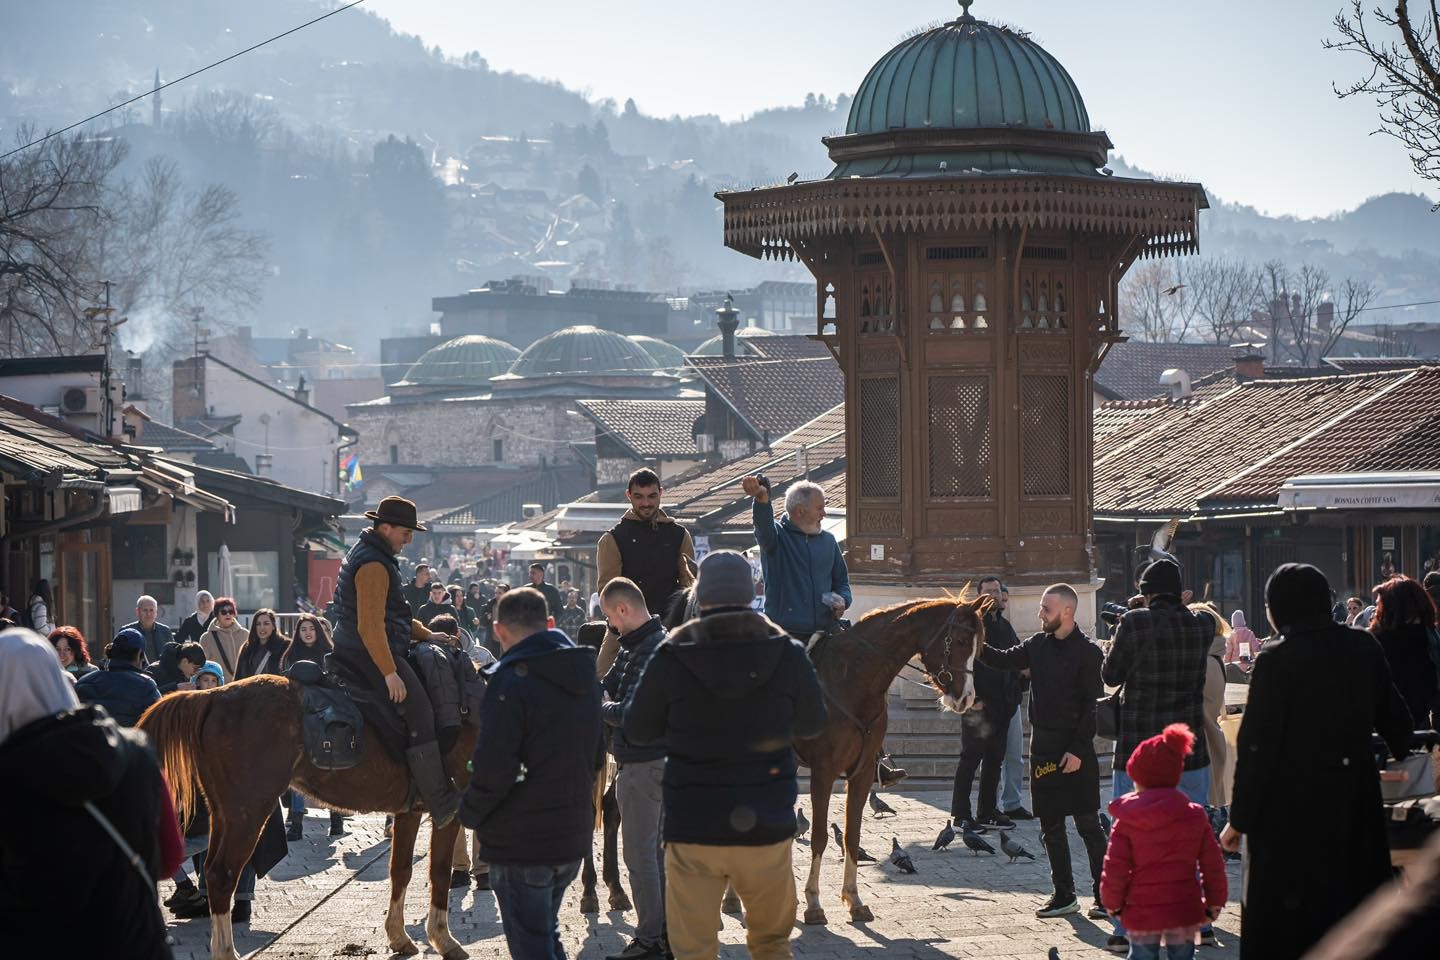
[665,839,796,960]
[452,827,485,875]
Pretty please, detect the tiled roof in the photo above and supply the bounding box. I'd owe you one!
[1323,357,1433,374]
[666,405,846,528]
[685,336,842,442]
[1094,367,1440,516]
[1349,413,1440,472]
[575,399,704,458]
[1094,341,1238,400]
[0,395,130,477]
[137,419,220,453]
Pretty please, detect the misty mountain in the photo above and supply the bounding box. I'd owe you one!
[4,0,1438,351]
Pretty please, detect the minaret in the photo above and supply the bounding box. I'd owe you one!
[152,69,162,129]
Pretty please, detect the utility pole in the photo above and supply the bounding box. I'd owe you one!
[84,280,127,439]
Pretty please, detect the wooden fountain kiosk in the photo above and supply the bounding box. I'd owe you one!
[719,1,1207,624]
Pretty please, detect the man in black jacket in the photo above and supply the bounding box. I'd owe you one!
[599,577,670,960]
[460,587,601,960]
[949,575,1023,831]
[416,581,454,627]
[401,562,433,612]
[75,628,162,727]
[977,583,1108,922]
[624,550,826,960]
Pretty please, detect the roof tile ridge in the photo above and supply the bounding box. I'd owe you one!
[1195,368,1421,505]
[1095,385,1241,467]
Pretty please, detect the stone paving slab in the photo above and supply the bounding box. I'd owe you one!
[163,792,1241,959]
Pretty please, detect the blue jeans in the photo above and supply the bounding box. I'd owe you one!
[1128,941,1195,960]
[1001,702,1024,810]
[490,861,581,960]
[1111,765,1212,939]
[193,849,257,902]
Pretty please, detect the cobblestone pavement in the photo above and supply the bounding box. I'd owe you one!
[164,792,1241,960]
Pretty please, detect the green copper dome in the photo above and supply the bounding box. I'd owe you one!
[403,335,521,387]
[847,10,1090,136]
[828,4,1108,178]
[506,325,660,379]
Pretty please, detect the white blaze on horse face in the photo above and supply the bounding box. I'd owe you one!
[938,637,978,713]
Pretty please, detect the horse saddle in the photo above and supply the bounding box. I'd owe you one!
[287,660,366,771]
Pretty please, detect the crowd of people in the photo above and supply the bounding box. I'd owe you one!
[3,468,1440,960]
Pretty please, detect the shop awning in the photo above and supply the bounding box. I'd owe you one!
[1278,472,1440,511]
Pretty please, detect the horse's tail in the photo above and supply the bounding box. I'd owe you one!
[137,690,212,825]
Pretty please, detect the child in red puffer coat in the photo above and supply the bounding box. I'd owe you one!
[1100,724,1228,960]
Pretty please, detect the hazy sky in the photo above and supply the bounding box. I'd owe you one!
[364,0,1433,218]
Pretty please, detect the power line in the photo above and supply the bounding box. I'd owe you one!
[0,0,370,162]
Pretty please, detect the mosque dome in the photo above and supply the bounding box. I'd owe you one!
[402,335,521,387]
[506,325,661,379]
[628,335,688,371]
[691,324,776,357]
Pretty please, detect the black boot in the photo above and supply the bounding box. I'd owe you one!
[286,810,303,841]
[329,811,348,836]
[406,741,461,828]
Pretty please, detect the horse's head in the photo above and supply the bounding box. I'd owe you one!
[903,592,995,714]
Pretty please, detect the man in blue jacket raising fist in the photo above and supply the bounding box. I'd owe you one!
[742,476,851,643]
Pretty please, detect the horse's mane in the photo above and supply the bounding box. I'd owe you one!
[661,585,697,630]
[859,585,990,627]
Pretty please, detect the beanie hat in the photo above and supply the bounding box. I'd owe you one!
[197,661,226,685]
[1126,723,1195,788]
[1138,558,1183,598]
[694,550,754,609]
[108,627,146,658]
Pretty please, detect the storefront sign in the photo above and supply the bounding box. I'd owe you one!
[1279,482,1440,510]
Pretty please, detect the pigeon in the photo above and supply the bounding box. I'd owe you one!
[999,831,1035,862]
[888,837,916,874]
[932,821,956,851]
[868,790,896,818]
[828,823,874,861]
[1048,949,1062,960]
[962,827,996,856]
[794,805,809,840]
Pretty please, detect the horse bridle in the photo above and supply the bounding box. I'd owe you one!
[901,605,971,691]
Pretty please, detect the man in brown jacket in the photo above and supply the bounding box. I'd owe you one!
[593,468,695,676]
[329,496,460,826]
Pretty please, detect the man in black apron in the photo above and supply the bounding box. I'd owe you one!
[976,583,1108,920]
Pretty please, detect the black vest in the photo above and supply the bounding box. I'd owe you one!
[330,529,413,679]
[609,517,686,615]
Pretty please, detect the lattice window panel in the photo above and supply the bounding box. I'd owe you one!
[858,270,895,334]
[1021,375,1070,496]
[927,376,992,498]
[859,377,900,499]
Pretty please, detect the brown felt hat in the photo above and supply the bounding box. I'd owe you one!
[365,496,427,532]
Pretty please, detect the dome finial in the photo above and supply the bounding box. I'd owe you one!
[958,0,976,21]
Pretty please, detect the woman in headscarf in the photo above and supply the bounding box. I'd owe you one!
[0,628,183,958]
[1222,564,1413,960]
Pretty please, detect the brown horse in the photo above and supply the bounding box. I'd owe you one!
[138,676,476,960]
[796,594,993,924]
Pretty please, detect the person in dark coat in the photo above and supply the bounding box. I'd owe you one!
[120,594,174,666]
[401,562,434,612]
[1221,563,1413,960]
[527,563,566,619]
[447,584,480,635]
[281,613,334,670]
[0,628,183,960]
[951,574,1023,831]
[977,583,1109,921]
[234,608,289,680]
[598,578,670,959]
[175,590,215,645]
[623,550,828,960]
[416,581,454,628]
[76,628,162,727]
[1369,574,1438,732]
[459,586,601,960]
[47,625,98,679]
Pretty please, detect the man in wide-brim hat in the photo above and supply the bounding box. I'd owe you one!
[329,496,461,826]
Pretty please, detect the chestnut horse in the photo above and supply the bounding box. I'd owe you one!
[797,594,992,924]
[138,676,476,960]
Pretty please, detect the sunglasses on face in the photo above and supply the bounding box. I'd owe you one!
[216,608,236,616]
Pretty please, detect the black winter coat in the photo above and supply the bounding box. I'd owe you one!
[623,609,827,846]
[235,635,288,680]
[1229,622,1412,960]
[146,642,186,694]
[459,629,602,866]
[600,616,667,764]
[973,612,1022,720]
[0,706,173,960]
[1373,621,1438,731]
[76,661,162,727]
[175,611,213,646]
[1101,598,1214,771]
